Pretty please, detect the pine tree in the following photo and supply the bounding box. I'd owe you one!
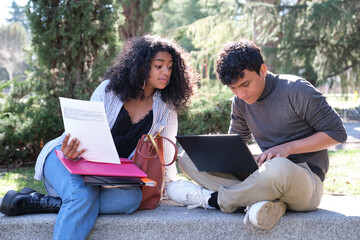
[7,0,29,31]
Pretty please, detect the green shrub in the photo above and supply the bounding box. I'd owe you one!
[0,79,63,167]
[178,78,233,135]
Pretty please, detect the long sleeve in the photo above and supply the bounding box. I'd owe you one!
[229,96,252,144]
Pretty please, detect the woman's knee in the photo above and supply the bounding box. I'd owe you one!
[99,186,142,214]
[123,186,142,213]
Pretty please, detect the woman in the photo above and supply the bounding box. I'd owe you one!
[0,35,198,240]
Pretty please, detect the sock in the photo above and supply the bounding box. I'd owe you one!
[208,192,220,210]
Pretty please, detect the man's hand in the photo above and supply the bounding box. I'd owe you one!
[254,132,341,167]
[61,133,87,160]
[254,143,292,167]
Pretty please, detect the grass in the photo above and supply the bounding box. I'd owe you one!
[324,93,359,109]
[324,149,360,195]
[2,149,359,198]
[0,168,47,197]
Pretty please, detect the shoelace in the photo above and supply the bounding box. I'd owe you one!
[186,189,210,210]
[243,206,251,224]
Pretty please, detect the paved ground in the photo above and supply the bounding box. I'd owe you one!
[343,122,360,141]
[248,122,360,154]
[331,122,360,150]
[1,197,360,240]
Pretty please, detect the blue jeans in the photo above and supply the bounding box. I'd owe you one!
[43,146,142,240]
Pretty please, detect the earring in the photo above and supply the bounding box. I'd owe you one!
[143,81,146,89]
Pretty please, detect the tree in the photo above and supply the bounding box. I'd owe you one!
[0,22,29,82]
[118,0,168,40]
[7,0,29,31]
[152,0,360,91]
[277,0,360,90]
[0,0,121,166]
[153,0,241,79]
[27,0,120,99]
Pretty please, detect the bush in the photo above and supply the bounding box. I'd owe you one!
[178,78,233,135]
[0,79,63,167]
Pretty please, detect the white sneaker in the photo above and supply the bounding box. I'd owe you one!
[244,200,286,230]
[166,180,214,210]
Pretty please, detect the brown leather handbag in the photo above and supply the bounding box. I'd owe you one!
[132,133,177,210]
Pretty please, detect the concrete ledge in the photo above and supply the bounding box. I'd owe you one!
[1,195,360,240]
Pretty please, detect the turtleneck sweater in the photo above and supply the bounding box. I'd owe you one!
[229,72,347,173]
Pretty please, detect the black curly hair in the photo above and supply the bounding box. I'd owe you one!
[216,39,264,85]
[104,35,198,110]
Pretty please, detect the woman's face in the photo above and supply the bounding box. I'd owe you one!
[145,51,173,92]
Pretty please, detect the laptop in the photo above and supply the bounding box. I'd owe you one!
[176,134,259,180]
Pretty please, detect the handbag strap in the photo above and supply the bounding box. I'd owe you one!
[155,134,178,166]
[139,133,178,166]
[136,134,159,159]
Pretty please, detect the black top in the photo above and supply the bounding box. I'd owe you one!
[111,107,153,158]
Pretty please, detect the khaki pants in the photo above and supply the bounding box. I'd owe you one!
[178,151,324,213]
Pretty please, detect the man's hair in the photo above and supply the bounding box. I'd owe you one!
[216,39,264,85]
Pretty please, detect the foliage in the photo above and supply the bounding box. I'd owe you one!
[152,0,360,92]
[178,79,233,135]
[273,0,360,90]
[0,78,41,167]
[7,0,29,31]
[27,0,120,99]
[0,0,120,166]
[153,0,245,80]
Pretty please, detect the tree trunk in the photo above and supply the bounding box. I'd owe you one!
[118,0,153,40]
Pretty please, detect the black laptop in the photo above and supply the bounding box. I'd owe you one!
[176,134,259,180]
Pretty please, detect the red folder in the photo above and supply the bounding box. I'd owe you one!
[55,150,147,178]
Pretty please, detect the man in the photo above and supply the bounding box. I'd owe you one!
[166,39,347,230]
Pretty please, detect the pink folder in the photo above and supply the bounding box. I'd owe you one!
[55,150,147,178]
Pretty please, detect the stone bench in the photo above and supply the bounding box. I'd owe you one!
[1,195,359,240]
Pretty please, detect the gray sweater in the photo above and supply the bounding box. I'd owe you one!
[229,72,347,173]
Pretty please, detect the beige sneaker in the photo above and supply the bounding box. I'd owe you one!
[244,200,286,230]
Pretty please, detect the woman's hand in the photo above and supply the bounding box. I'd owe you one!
[61,133,87,161]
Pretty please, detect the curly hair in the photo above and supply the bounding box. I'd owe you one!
[104,35,198,110]
[216,39,264,85]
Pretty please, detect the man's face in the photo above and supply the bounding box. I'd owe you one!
[227,64,267,105]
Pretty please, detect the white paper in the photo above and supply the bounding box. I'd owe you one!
[59,97,120,164]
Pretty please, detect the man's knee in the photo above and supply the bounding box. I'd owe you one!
[263,157,296,172]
